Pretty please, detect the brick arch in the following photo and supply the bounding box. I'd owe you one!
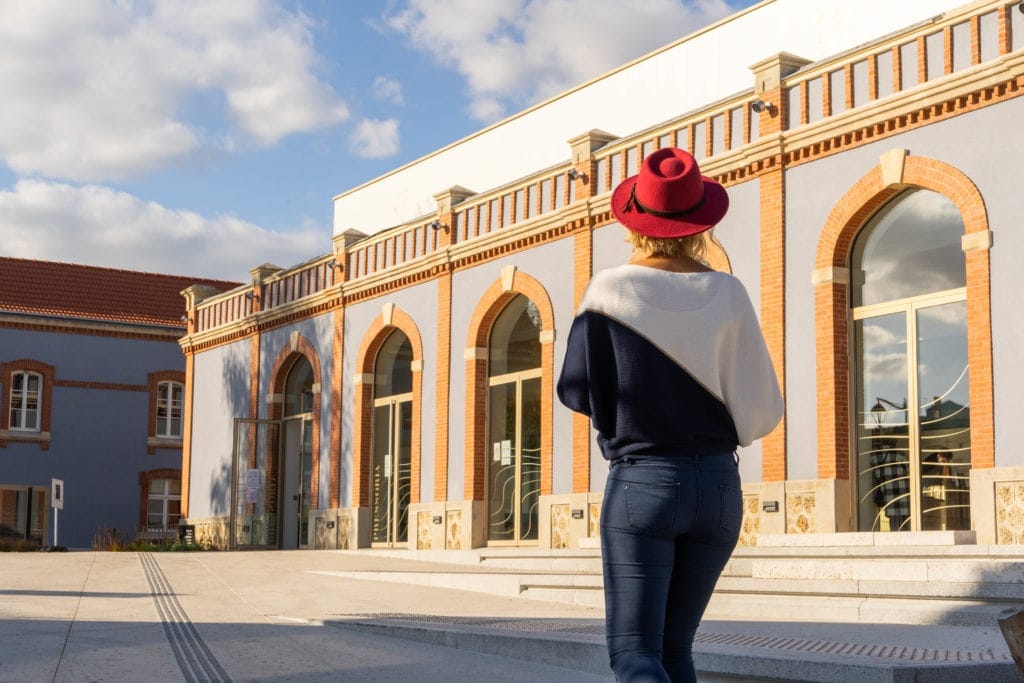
[351,306,424,513]
[464,269,556,512]
[814,154,993,486]
[266,335,324,523]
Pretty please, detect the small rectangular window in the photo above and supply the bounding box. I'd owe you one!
[9,371,41,432]
[156,381,184,438]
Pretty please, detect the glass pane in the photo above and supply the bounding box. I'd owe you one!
[488,382,517,542]
[168,479,181,495]
[149,479,167,494]
[284,357,314,415]
[148,500,164,516]
[489,296,542,376]
[519,377,542,542]
[852,190,965,307]
[371,405,392,543]
[395,400,412,544]
[917,302,971,531]
[147,513,164,527]
[299,420,313,544]
[855,313,911,531]
[375,331,412,397]
[233,420,279,547]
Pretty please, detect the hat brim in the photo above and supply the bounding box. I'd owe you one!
[611,174,729,238]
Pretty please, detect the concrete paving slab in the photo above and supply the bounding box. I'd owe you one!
[0,550,1019,682]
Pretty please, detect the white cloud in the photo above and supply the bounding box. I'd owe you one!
[383,0,735,122]
[0,180,324,280]
[373,76,404,105]
[349,119,400,159]
[0,0,348,183]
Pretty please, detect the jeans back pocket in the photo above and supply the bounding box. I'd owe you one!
[718,484,743,536]
[623,482,679,535]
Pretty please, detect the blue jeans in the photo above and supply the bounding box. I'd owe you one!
[600,453,742,682]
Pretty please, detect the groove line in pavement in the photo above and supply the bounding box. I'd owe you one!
[138,552,232,683]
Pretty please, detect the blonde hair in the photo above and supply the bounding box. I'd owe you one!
[626,229,708,262]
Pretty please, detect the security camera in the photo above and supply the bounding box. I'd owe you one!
[1018,0,1024,14]
[750,99,773,114]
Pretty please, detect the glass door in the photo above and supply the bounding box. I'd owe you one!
[231,419,281,548]
[371,397,412,546]
[487,373,541,544]
[854,294,971,531]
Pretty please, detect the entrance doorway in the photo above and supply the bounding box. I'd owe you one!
[852,190,971,532]
[486,295,542,545]
[280,356,314,548]
[371,331,413,547]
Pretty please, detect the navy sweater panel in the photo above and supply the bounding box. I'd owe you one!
[557,310,738,460]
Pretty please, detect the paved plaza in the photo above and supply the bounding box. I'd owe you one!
[0,550,1018,682]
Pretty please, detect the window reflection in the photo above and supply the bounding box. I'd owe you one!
[852,189,965,307]
[852,189,971,532]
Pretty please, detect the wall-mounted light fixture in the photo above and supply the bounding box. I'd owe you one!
[429,219,448,231]
[750,99,776,115]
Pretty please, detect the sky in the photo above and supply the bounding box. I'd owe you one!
[0,0,759,282]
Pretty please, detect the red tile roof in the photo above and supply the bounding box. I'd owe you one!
[0,257,240,328]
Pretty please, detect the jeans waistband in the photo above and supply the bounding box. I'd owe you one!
[609,452,737,468]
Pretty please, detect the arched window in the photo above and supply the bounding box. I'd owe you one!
[155,381,183,438]
[853,189,970,532]
[9,371,42,431]
[487,295,542,544]
[371,331,413,546]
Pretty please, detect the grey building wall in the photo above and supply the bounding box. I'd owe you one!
[1,327,183,548]
[189,338,251,519]
[784,95,1024,480]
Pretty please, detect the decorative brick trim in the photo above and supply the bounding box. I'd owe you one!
[146,370,185,454]
[352,307,425,508]
[0,359,55,451]
[815,154,994,482]
[759,168,787,482]
[329,308,343,508]
[435,271,453,503]
[181,352,195,517]
[53,380,147,391]
[268,335,324,509]
[464,271,555,504]
[572,226,593,493]
[138,468,180,530]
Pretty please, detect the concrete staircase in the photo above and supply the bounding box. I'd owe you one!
[327,536,1023,681]
[336,532,1024,627]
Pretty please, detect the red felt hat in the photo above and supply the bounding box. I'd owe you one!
[611,147,729,238]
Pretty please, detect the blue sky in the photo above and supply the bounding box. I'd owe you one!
[0,0,757,281]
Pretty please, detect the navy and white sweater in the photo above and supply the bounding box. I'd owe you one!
[557,264,784,462]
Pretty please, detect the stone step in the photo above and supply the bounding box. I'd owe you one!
[333,615,1020,682]
[715,575,1024,602]
[704,591,1023,627]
